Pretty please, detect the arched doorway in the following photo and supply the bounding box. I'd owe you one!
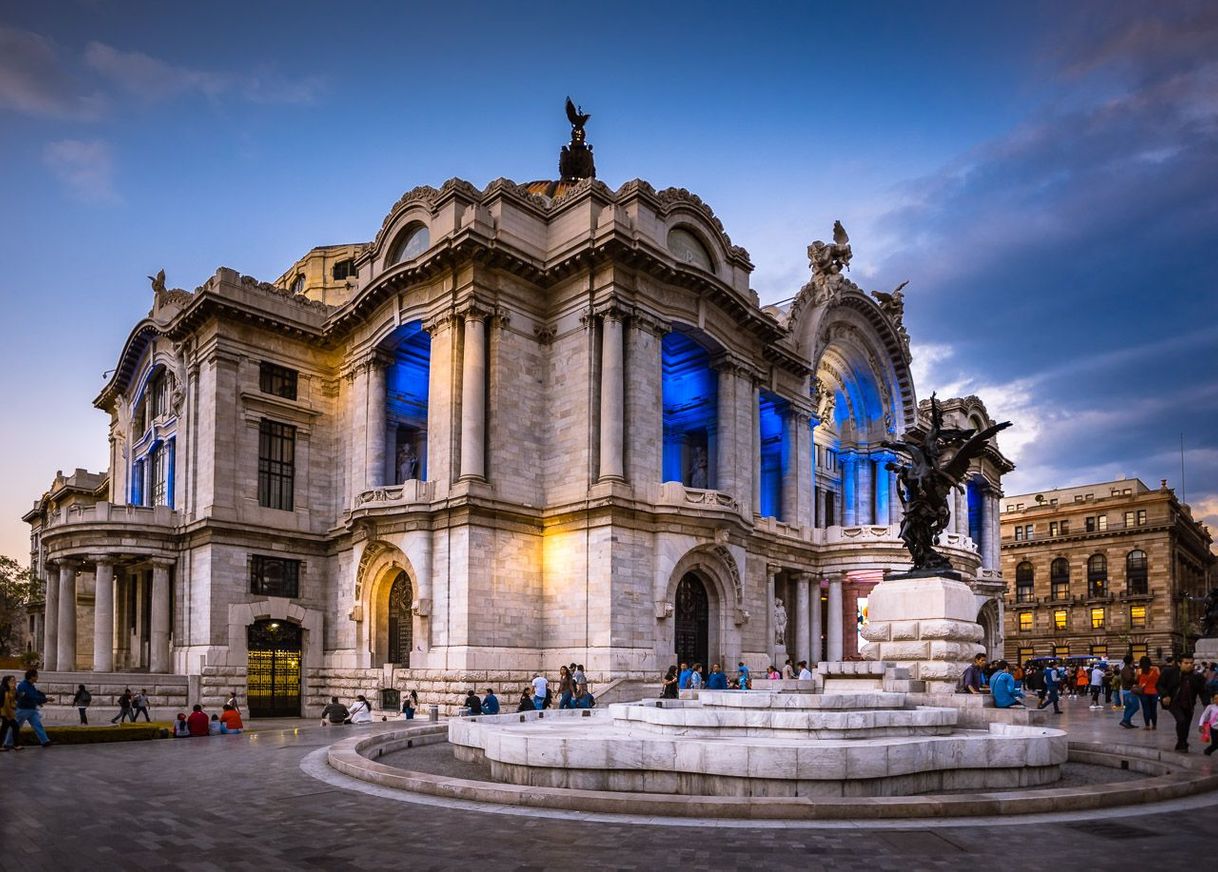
[247,619,302,718]
[387,571,414,666]
[977,600,1001,661]
[674,573,710,667]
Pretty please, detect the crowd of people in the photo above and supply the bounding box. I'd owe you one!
[958,651,1218,754]
[172,703,244,737]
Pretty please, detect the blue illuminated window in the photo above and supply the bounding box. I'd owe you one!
[758,391,788,519]
[661,332,717,488]
[386,321,430,483]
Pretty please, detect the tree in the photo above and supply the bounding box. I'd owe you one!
[0,556,39,657]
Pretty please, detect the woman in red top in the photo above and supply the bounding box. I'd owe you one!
[219,704,243,734]
[1136,656,1160,730]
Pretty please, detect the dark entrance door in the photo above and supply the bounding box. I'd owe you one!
[247,620,302,718]
[674,573,709,667]
[387,571,413,666]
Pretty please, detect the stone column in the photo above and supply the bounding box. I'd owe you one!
[810,577,823,663]
[978,487,992,569]
[459,310,487,480]
[43,563,60,671]
[955,488,968,536]
[889,469,902,528]
[827,576,844,661]
[989,492,1002,570]
[841,454,857,526]
[794,573,811,665]
[751,382,761,514]
[92,557,116,673]
[873,456,890,526]
[765,563,779,663]
[57,561,78,671]
[714,364,736,495]
[366,356,387,488]
[856,454,874,525]
[150,559,172,673]
[598,312,625,481]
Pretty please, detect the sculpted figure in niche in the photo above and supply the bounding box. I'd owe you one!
[773,598,788,647]
[689,445,708,489]
[397,442,418,484]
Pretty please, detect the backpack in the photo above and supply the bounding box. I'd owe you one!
[79,690,92,706]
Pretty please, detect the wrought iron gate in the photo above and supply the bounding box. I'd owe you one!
[674,573,709,667]
[247,619,302,718]
[387,571,413,666]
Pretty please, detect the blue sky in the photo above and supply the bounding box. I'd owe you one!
[1,1,1215,557]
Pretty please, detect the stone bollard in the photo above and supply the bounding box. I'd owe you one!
[428,704,439,722]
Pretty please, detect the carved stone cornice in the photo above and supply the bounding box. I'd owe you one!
[491,306,512,329]
[455,298,494,322]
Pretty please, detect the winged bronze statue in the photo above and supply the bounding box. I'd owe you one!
[883,394,1011,573]
[559,96,596,181]
[565,97,590,131]
[148,269,167,294]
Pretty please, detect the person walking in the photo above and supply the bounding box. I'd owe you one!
[1137,656,1160,730]
[72,684,92,725]
[0,676,20,751]
[131,689,151,722]
[1088,662,1105,710]
[661,665,679,699]
[6,669,52,748]
[1158,655,1209,753]
[1117,654,1141,729]
[737,662,751,690]
[1198,694,1218,756]
[530,673,548,711]
[111,688,133,725]
[225,689,241,717]
[1037,661,1063,714]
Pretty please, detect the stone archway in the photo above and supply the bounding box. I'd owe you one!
[977,599,1002,661]
[674,573,711,668]
[658,545,744,673]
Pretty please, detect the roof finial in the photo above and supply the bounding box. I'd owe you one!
[559,97,596,181]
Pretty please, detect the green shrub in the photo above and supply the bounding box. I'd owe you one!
[12,722,173,745]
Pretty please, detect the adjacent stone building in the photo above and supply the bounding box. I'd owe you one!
[24,127,1012,715]
[1000,477,1215,664]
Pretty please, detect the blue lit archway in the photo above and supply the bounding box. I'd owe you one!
[385,320,430,483]
[661,331,717,488]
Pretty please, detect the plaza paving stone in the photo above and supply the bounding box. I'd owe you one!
[3,694,1214,871]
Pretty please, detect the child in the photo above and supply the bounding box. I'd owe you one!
[208,714,222,736]
[172,713,191,738]
[1199,697,1218,756]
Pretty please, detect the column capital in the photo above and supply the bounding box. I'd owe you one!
[148,557,177,569]
[87,554,120,567]
[51,558,81,571]
[766,563,783,579]
[455,298,494,322]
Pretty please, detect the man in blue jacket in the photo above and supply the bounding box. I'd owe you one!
[706,664,728,690]
[481,688,500,715]
[990,661,1025,708]
[7,668,52,748]
[1036,660,1063,714]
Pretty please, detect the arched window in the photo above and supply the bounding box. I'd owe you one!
[1050,557,1069,601]
[1015,562,1034,603]
[667,227,713,272]
[290,274,305,294]
[1087,553,1107,598]
[388,224,430,265]
[1126,550,1148,596]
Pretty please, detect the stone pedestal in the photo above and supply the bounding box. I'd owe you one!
[859,574,984,694]
[1194,637,1218,662]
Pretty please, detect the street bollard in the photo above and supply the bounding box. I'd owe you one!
[428,704,439,722]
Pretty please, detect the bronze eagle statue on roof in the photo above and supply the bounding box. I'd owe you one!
[559,96,596,182]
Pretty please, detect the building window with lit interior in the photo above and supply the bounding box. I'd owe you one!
[1090,644,1107,659]
[1054,609,1068,631]
[1129,605,1147,628]
[1087,553,1107,598]
[1090,607,1105,630]
[1055,645,1070,658]
[1018,612,1033,632]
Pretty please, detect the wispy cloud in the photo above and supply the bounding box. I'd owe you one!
[84,42,325,106]
[0,25,104,119]
[42,139,120,203]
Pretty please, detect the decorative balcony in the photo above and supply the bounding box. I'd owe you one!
[40,501,180,561]
[351,479,436,511]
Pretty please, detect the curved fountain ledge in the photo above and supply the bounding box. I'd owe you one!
[325,722,1218,820]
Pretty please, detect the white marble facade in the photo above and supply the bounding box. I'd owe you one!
[25,176,1012,711]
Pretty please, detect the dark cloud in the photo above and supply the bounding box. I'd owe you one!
[873,6,1218,542]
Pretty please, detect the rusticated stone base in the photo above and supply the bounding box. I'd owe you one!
[859,575,984,694]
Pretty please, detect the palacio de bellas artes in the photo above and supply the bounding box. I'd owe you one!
[3,5,1218,870]
[22,108,1015,717]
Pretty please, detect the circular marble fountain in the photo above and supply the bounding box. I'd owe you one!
[446,688,1068,798]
